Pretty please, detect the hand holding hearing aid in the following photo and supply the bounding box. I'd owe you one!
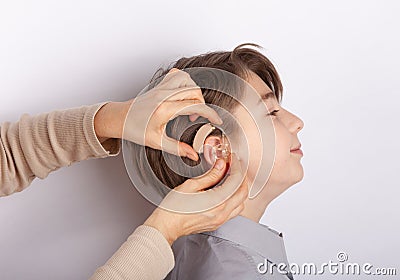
[121,68,223,161]
[144,153,248,245]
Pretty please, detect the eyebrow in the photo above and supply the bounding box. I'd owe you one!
[257,91,275,103]
[262,91,275,100]
[257,91,277,105]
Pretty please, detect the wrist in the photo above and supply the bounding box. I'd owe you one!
[94,101,132,140]
[144,210,178,246]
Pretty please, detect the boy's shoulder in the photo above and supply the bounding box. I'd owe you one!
[165,233,261,280]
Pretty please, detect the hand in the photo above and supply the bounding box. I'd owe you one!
[143,154,248,245]
[94,69,223,161]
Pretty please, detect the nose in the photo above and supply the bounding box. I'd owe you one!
[287,110,304,134]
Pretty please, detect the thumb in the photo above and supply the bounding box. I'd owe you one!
[161,134,199,161]
[190,159,227,192]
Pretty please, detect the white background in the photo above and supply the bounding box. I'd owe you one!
[1,0,399,279]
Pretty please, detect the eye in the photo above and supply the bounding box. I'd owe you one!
[267,109,280,117]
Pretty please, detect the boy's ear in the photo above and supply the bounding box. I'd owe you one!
[203,135,222,165]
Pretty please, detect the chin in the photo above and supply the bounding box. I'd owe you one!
[293,167,304,184]
[283,169,304,190]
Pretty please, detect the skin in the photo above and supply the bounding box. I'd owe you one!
[204,71,304,222]
[94,100,131,143]
[94,69,223,161]
[92,69,248,245]
[144,155,248,245]
[93,69,303,242]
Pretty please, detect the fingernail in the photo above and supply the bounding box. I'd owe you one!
[215,159,225,170]
[188,151,198,161]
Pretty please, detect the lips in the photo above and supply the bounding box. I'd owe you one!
[290,149,303,156]
[290,144,301,152]
[290,144,303,156]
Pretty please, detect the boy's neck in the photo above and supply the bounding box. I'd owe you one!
[239,194,273,223]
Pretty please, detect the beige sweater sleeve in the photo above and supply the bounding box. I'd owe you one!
[0,102,120,195]
[90,225,175,280]
[0,102,175,279]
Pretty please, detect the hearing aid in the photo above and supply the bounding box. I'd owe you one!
[213,133,231,160]
[192,123,231,161]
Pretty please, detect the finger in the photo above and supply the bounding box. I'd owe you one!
[220,153,243,185]
[209,153,246,199]
[160,133,199,161]
[189,159,227,192]
[167,101,223,125]
[159,68,197,89]
[167,86,205,103]
[158,68,182,85]
[207,179,247,226]
[227,177,249,209]
[154,86,204,104]
[220,173,249,220]
[189,113,200,122]
[226,201,245,220]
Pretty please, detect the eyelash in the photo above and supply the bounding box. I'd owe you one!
[267,109,280,116]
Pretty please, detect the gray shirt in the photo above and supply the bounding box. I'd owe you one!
[165,215,294,280]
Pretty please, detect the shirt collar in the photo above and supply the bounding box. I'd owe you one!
[201,215,291,269]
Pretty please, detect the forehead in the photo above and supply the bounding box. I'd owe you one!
[246,71,275,99]
[232,70,278,115]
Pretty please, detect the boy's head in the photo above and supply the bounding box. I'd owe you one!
[144,43,304,207]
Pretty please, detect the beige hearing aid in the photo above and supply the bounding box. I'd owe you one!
[192,123,231,160]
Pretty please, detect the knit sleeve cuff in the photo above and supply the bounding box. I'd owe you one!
[129,225,175,271]
[83,102,121,158]
[90,224,175,280]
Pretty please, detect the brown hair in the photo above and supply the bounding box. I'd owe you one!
[142,43,283,190]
